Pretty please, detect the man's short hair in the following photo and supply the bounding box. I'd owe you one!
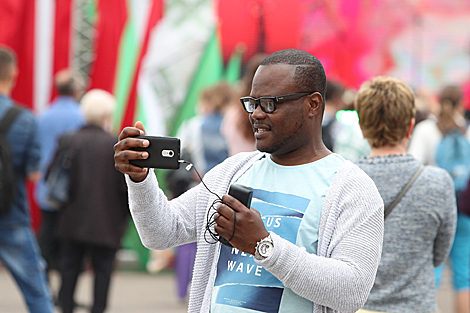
[355,76,415,148]
[0,47,17,81]
[260,49,327,107]
[80,89,116,126]
[55,69,81,96]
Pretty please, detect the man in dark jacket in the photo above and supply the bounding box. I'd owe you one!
[56,89,129,313]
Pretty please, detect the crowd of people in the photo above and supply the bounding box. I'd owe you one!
[1,44,469,313]
[0,47,129,313]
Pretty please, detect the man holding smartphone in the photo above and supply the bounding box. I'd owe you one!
[114,49,384,313]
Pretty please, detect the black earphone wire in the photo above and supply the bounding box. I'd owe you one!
[178,160,236,245]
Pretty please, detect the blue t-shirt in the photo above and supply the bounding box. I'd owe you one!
[211,153,345,313]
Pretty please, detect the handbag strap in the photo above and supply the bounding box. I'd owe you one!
[384,164,425,219]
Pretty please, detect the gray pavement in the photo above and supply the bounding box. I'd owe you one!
[0,268,187,313]
[0,265,455,313]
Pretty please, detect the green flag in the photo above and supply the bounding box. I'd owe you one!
[224,44,245,84]
[170,29,224,136]
[112,19,141,132]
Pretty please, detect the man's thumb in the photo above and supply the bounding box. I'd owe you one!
[134,121,147,135]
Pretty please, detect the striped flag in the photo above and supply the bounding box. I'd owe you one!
[0,0,73,113]
[0,0,74,230]
[0,0,165,232]
[170,29,224,136]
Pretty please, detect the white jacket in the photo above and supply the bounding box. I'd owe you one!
[126,151,384,313]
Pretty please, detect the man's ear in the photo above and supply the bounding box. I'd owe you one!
[308,92,323,118]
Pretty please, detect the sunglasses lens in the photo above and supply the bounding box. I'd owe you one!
[241,97,276,113]
[242,98,256,113]
[260,98,275,113]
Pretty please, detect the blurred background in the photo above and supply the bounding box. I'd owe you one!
[1,0,469,311]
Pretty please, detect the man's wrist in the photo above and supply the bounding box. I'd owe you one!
[254,232,274,260]
[129,169,149,183]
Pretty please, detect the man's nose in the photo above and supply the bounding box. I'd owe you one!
[251,104,267,119]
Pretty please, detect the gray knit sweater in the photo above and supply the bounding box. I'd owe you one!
[356,154,457,313]
[126,151,384,313]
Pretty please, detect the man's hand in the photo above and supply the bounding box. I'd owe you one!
[215,194,269,255]
[114,121,150,182]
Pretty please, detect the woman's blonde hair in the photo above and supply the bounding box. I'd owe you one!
[355,76,415,148]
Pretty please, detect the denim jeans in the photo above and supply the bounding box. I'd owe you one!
[0,225,54,313]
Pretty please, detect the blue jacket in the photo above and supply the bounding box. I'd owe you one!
[35,96,84,211]
[0,95,40,226]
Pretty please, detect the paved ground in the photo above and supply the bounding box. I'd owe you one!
[0,269,187,313]
[0,265,455,313]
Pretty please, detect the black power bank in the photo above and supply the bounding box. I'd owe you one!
[129,135,181,170]
[228,184,253,209]
[219,184,253,247]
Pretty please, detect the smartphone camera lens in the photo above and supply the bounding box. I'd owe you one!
[162,150,174,158]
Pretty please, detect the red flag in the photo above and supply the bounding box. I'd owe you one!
[88,0,128,93]
[0,0,35,109]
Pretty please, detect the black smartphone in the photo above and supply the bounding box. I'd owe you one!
[219,184,253,247]
[129,135,181,170]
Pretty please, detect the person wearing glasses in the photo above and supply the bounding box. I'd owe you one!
[114,49,384,313]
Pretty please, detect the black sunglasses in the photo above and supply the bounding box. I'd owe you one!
[240,92,314,113]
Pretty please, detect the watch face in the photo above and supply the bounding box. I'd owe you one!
[259,241,274,258]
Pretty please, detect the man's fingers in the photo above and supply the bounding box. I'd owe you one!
[114,122,150,181]
[117,121,146,141]
[114,150,148,170]
[114,144,149,176]
[114,149,149,162]
[118,126,141,141]
[214,224,227,237]
[115,162,148,174]
[217,202,238,221]
[214,207,233,228]
[221,195,248,212]
[114,136,149,153]
[214,218,234,239]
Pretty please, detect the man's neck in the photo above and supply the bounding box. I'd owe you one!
[0,83,11,97]
[270,142,331,166]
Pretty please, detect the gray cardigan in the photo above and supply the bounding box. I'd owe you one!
[356,154,457,313]
[126,151,384,313]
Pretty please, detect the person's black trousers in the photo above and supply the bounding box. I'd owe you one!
[59,240,117,313]
[37,210,61,277]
